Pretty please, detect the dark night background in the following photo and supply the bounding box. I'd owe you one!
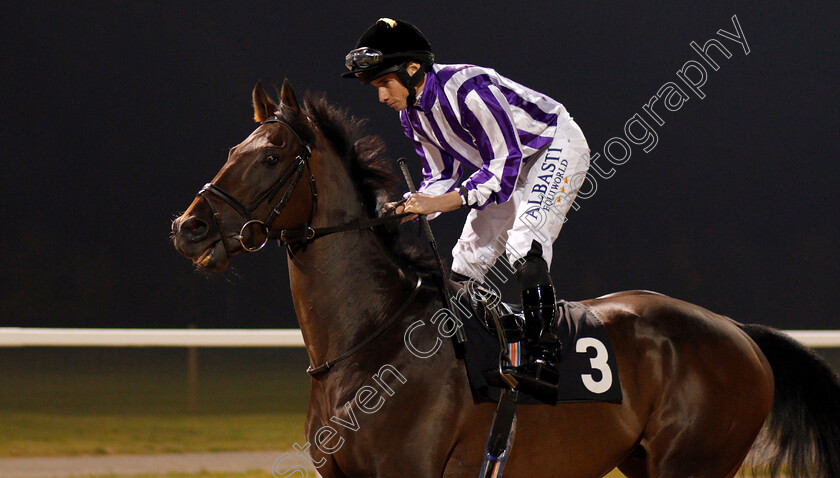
[1,2,837,330]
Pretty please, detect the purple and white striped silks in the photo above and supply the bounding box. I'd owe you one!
[399,63,572,209]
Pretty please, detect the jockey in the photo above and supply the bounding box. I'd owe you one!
[343,18,590,396]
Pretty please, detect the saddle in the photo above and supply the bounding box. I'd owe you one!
[451,281,623,405]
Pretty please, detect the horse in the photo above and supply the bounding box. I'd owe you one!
[171,80,840,477]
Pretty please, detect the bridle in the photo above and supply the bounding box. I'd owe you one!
[196,113,411,254]
[197,115,316,253]
[195,112,424,377]
[193,111,439,378]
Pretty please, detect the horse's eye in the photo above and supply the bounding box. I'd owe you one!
[265,155,280,165]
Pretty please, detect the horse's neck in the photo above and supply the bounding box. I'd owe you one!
[287,147,413,368]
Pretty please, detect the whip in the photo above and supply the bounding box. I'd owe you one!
[397,157,466,344]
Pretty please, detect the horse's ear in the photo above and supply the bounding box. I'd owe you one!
[252,81,277,123]
[279,78,301,115]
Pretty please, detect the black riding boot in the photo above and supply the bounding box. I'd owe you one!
[505,241,561,400]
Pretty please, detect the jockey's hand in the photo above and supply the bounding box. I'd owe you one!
[404,191,463,217]
[384,200,418,224]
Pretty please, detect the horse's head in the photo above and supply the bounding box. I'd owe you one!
[172,80,317,271]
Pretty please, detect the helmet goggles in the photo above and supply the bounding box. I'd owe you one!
[345,47,434,73]
[345,47,388,71]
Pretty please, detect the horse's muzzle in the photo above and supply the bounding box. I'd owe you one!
[174,216,209,243]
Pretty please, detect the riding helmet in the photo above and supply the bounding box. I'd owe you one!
[342,18,434,84]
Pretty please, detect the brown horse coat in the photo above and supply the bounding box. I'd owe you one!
[173,81,840,478]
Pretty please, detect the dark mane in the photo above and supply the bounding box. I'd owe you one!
[296,92,439,274]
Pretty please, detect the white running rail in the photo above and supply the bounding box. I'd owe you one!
[0,328,839,348]
[0,328,304,347]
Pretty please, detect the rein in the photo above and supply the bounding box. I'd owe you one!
[306,275,423,376]
[197,115,411,252]
[266,212,412,244]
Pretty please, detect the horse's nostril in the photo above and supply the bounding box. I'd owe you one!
[181,217,208,241]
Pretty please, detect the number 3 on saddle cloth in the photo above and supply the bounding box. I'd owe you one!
[453,284,623,405]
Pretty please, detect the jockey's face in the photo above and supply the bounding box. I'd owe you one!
[371,74,409,111]
[370,62,424,111]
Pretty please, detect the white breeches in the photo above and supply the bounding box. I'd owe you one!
[451,120,590,282]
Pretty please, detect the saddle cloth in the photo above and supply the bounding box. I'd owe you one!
[455,294,623,405]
